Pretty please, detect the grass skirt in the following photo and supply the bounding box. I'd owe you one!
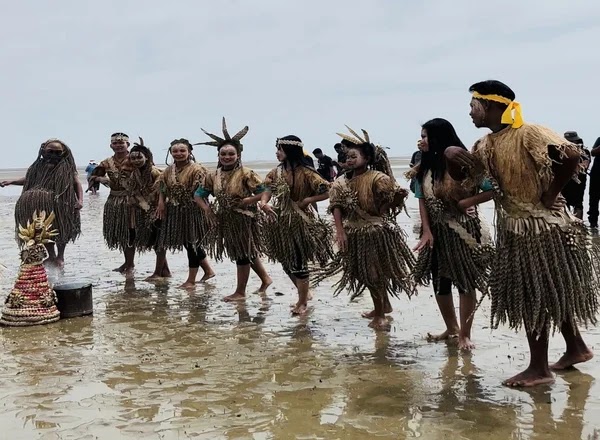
[15,189,80,245]
[157,201,209,252]
[103,194,130,250]
[205,207,264,262]
[491,215,600,333]
[263,207,334,271]
[313,222,416,300]
[413,215,493,296]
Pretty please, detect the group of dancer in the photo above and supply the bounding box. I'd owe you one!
[1,79,599,388]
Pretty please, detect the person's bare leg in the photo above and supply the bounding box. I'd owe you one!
[291,277,310,315]
[224,264,251,302]
[551,321,594,370]
[503,328,555,387]
[251,258,272,293]
[114,247,135,274]
[362,295,393,318]
[180,267,199,289]
[55,243,66,268]
[146,250,169,281]
[458,293,476,351]
[427,294,460,342]
[368,289,391,331]
[199,258,215,282]
[161,257,172,277]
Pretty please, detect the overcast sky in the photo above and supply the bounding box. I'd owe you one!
[2,0,599,168]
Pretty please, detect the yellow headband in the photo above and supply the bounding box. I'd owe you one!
[471,92,524,128]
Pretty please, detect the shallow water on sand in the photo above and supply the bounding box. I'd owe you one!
[0,161,599,440]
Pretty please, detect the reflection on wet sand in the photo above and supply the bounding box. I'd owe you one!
[1,163,599,439]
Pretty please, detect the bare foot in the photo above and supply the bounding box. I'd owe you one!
[113,263,134,274]
[502,368,555,387]
[200,271,216,282]
[291,303,308,315]
[361,305,393,319]
[144,274,164,282]
[55,258,65,269]
[224,292,246,302]
[160,267,172,278]
[368,317,391,331]
[179,281,196,289]
[458,335,475,351]
[427,329,459,342]
[550,349,594,370]
[256,277,273,294]
[307,290,314,301]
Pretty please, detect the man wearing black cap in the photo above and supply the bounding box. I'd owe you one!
[588,136,600,227]
[561,131,589,220]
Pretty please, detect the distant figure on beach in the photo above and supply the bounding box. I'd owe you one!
[157,139,215,288]
[408,145,422,193]
[0,139,83,268]
[312,148,336,182]
[125,138,171,280]
[195,118,272,301]
[411,118,494,351]
[587,136,600,227]
[561,131,589,220]
[333,142,348,174]
[90,133,135,273]
[445,80,598,387]
[260,135,334,315]
[85,160,100,195]
[313,127,415,331]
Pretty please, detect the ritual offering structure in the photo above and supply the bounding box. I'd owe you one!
[0,211,61,326]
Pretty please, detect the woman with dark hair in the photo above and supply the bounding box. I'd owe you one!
[1,139,83,268]
[313,127,415,331]
[259,135,334,315]
[126,138,171,280]
[194,118,272,301]
[412,118,494,350]
[157,139,215,288]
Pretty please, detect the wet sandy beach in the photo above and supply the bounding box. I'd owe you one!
[1,160,599,439]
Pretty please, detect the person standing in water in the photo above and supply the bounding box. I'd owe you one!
[312,127,415,331]
[157,139,215,288]
[445,80,598,386]
[1,139,83,268]
[412,118,494,350]
[90,133,135,273]
[194,118,272,301]
[126,138,171,280]
[260,135,334,315]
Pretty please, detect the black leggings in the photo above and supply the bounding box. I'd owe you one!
[282,245,309,280]
[236,257,251,266]
[431,250,464,296]
[183,243,207,269]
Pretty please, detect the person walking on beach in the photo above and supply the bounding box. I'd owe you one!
[194,118,272,301]
[587,136,600,228]
[157,139,215,288]
[85,160,100,195]
[1,139,83,268]
[259,135,334,315]
[411,118,494,351]
[445,80,598,387]
[312,127,415,331]
[561,131,589,220]
[90,133,135,273]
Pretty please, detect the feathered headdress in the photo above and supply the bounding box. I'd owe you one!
[336,125,372,145]
[196,117,249,152]
[336,125,394,179]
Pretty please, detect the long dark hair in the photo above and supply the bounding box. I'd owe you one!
[416,118,466,183]
[279,135,310,170]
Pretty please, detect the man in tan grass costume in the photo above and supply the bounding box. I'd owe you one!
[446,79,599,387]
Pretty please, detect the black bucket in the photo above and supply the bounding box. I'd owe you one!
[53,282,93,319]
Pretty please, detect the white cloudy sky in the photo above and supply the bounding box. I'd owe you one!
[2,0,599,168]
